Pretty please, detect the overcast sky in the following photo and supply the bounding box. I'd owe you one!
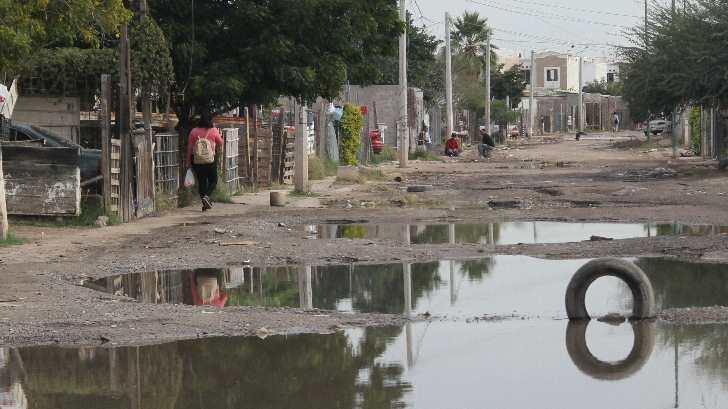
[413,0,649,58]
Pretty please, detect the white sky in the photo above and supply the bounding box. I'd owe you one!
[412,0,650,58]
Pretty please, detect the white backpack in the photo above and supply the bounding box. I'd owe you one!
[193,129,215,164]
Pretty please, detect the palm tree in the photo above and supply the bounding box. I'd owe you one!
[452,11,492,60]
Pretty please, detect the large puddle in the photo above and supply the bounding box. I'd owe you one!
[27,256,728,408]
[2,320,727,408]
[308,221,727,245]
[84,257,728,318]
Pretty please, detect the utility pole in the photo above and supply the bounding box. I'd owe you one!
[671,0,677,158]
[578,56,584,132]
[294,103,309,193]
[529,50,536,137]
[445,12,454,139]
[485,36,492,136]
[0,144,7,241]
[645,0,652,144]
[398,0,408,168]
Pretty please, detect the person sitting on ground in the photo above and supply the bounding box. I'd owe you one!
[479,128,495,158]
[445,133,460,157]
[187,111,224,211]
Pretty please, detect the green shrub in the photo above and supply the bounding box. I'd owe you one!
[0,232,25,247]
[689,107,701,153]
[409,150,442,162]
[372,146,397,164]
[340,104,363,166]
[308,156,339,180]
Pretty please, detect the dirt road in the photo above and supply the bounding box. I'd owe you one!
[1,132,727,347]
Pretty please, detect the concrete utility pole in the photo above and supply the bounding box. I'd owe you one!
[485,36,492,135]
[529,50,536,137]
[0,144,7,241]
[578,56,584,132]
[645,0,652,143]
[398,0,408,168]
[294,104,309,193]
[445,12,454,139]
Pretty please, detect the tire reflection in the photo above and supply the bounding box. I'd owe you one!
[566,320,656,381]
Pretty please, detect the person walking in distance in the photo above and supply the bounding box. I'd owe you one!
[187,111,224,211]
[612,112,620,133]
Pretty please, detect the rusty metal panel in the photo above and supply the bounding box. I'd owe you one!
[2,144,81,216]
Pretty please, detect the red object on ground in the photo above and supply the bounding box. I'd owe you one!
[446,137,460,151]
[370,129,384,154]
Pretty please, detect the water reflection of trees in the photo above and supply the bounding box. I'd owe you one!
[657,324,728,391]
[411,224,501,245]
[16,328,410,409]
[458,258,495,281]
[312,263,442,314]
[635,258,728,310]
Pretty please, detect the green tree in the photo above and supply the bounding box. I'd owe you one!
[583,79,623,96]
[449,11,524,121]
[0,0,131,75]
[373,14,443,104]
[620,0,728,120]
[150,0,402,121]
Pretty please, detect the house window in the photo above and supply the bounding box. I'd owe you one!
[607,72,616,83]
[523,69,531,84]
[546,68,559,82]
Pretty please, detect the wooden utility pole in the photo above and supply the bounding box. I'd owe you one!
[445,12,454,138]
[100,74,112,213]
[398,0,408,168]
[294,104,309,193]
[0,143,7,241]
[119,24,133,222]
[485,36,492,136]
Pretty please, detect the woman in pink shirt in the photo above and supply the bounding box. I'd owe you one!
[187,112,224,211]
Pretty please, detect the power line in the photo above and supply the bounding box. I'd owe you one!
[466,0,631,29]
[495,0,641,18]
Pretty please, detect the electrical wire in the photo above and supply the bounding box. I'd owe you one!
[492,0,641,19]
[466,0,632,29]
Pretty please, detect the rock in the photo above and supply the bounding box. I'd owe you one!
[277,223,287,228]
[589,235,614,242]
[255,327,273,339]
[597,313,627,325]
[213,228,227,234]
[94,216,109,228]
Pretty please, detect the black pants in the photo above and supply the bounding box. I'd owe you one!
[193,163,218,199]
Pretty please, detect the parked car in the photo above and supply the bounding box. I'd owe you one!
[648,119,670,135]
[4,123,101,184]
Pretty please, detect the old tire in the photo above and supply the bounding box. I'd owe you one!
[566,320,656,381]
[565,258,655,320]
[407,185,431,193]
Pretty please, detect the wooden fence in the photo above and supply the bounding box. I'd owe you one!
[221,128,241,194]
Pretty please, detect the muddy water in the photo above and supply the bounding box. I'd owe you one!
[85,257,728,320]
[308,221,726,245]
[2,321,727,408]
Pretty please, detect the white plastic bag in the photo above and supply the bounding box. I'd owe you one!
[184,168,195,188]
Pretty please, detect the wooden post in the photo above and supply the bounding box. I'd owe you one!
[0,144,8,241]
[251,105,258,187]
[100,74,112,213]
[119,24,133,222]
